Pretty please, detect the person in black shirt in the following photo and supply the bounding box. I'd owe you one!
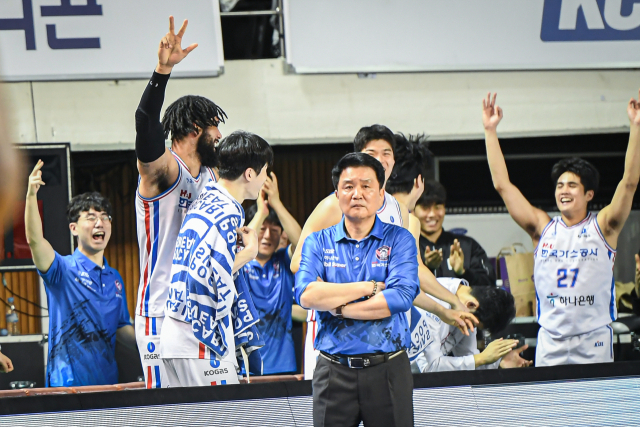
[414,181,496,287]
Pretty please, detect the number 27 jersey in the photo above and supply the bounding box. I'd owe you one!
[534,212,616,338]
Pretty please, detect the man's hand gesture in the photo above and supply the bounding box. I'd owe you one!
[262,172,283,208]
[449,239,465,276]
[482,93,503,131]
[440,308,478,336]
[157,16,198,74]
[0,351,13,373]
[424,246,443,270]
[477,338,518,366]
[499,344,533,369]
[237,227,259,260]
[27,160,45,198]
[627,89,640,126]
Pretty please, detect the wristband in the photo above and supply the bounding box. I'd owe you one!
[370,280,378,298]
[336,304,346,320]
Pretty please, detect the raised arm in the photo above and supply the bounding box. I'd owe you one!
[25,160,55,273]
[290,195,343,273]
[136,16,198,199]
[483,93,550,240]
[262,172,302,254]
[597,91,640,248]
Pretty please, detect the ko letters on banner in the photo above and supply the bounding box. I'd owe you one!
[542,0,640,41]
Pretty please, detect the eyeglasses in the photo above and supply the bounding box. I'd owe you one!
[80,213,112,224]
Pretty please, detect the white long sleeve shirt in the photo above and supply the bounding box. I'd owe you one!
[411,278,500,373]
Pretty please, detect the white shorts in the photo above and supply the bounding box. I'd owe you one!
[535,324,614,367]
[135,315,168,389]
[304,315,319,380]
[163,358,240,387]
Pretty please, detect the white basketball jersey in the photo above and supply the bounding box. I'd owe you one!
[377,191,404,227]
[136,151,216,317]
[534,213,616,338]
[304,191,404,378]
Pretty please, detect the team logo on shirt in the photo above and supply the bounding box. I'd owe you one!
[594,341,604,347]
[144,342,159,359]
[178,189,193,209]
[578,227,590,239]
[376,246,391,261]
[114,280,123,293]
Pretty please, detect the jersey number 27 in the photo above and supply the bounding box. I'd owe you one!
[557,268,579,288]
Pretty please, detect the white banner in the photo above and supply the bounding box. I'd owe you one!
[284,0,640,73]
[0,0,223,81]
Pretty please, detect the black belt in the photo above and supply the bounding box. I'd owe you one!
[320,350,404,369]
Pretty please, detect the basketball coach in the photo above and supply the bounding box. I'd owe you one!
[295,152,419,427]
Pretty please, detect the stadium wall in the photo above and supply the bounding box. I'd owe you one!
[2,59,640,150]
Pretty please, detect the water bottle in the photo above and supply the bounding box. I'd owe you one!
[5,297,19,335]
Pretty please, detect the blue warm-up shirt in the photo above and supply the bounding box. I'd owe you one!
[295,216,419,355]
[243,246,296,374]
[39,249,131,387]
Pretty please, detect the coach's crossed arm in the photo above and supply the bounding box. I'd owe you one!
[295,234,385,311]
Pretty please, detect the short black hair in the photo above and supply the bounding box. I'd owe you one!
[550,157,600,195]
[416,180,447,207]
[470,286,516,334]
[66,192,112,224]
[385,133,432,195]
[217,131,274,180]
[162,95,227,142]
[245,204,283,230]
[331,152,386,190]
[353,124,396,154]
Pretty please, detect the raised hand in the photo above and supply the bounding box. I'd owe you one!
[256,189,269,217]
[237,226,259,259]
[449,239,465,276]
[157,16,198,73]
[27,160,45,198]
[627,89,640,125]
[482,92,503,131]
[424,246,443,270]
[262,172,282,207]
[499,344,533,368]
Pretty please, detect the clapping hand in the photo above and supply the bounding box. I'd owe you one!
[449,239,465,276]
[424,246,443,270]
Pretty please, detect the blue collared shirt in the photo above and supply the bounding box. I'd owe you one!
[243,246,296,374]
[39,249,131,387]
[295,216,419,355]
